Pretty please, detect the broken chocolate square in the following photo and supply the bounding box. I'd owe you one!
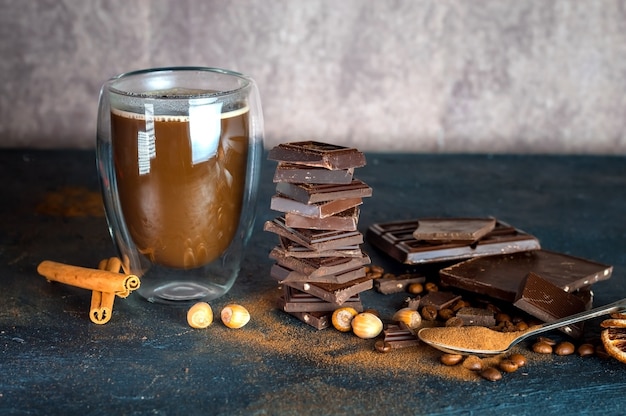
[268,141,366,170]
[439,250,613,303]
[412,218,496,243]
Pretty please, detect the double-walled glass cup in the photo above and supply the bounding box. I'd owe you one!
[96,67,263,304]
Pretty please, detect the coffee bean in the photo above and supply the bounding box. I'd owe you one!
[445,317,464,327]
[499,359,519,373]
[532,341,553,354]
[407,282,423,295]
[480,367,502,381]
[375,340,392,353]
[452,300,471,312]
[462,355,483,371]
[495,313,511,323]
[440,353,463,366]
[421,305,438,321]
[577,343,595,357]
[595,344,611,359]
[515,321,529,331]
[368,265,384,274]
[508,353,527,367]
[438,308,455,321]
[537,336,556,346]
[554,341,575,356]
[485,303,500,314]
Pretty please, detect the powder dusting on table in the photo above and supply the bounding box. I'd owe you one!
[218,288,522,382]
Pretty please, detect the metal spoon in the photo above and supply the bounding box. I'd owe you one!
[417,298,626,356]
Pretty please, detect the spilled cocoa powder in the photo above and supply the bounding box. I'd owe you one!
[213,288,529,382]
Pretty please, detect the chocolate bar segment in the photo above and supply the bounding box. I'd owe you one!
[270,263,367,284]
[268,141,366,170]
[273,163,354,184]
[412,218,496,243]
[264,217,364,251]
[269,248,370,278]
[276,179,372,204]
[285,207,359,231]
[455,307,496,327]
[381,324,420,349]
[366,219,541,264]
[418,291,462,310]
[513,271,588,337]
[286,310,331,330]
[278,237,363,258]
[270,195,362,218]
[374,274,426,295]
[278,286,363,312]
[439,250,613,303]
[284,275,373,305]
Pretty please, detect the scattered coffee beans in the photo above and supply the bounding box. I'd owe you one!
[532,341,553,354]
[508,353,527,367]
[480,367,502,382]
[499,359,519,373]
[537,336,556,346]
[407,282,424,295]
[445,317,464,327]
[421,305,438,321]
[374,340,392,353]
[440,353,463,366]
[578,343,595,357]
[438,308,455,321]
[554,341,575,356]
[462,355,483,371]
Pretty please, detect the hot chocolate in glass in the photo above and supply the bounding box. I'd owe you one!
[97,68,263,304]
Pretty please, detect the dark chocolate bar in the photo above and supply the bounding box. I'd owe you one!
[273,163,354,184]
[381,324,420,349]
[278,286,363,312]
[284,275,373,305]
[366,219,541,264]
[513,271,588,337]
[412,218,496,243]
[264,217,364,251]
[270,263,367,284]
[285,310,331,330]
[418,291,462,310]
[269,248,370,278]
[285,207,360,231]
[439,250,613,303]
[374,275,426,295]
[275,179,372,204]
[270,195,362,218]
[455,307,496,327]
[268,141,366,170]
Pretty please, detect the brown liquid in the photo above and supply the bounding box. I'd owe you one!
[111,107,249,269]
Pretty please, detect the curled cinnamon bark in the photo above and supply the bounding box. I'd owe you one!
[89,257,126,325]
[37,260,140,295]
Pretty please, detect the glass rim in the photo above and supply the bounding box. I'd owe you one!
[106,66,253,99]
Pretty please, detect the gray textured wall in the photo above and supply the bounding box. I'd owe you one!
[2,0,626,154]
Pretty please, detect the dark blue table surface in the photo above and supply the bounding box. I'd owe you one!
[1,150,626,415]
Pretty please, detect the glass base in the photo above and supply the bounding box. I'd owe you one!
[139,281,230,305]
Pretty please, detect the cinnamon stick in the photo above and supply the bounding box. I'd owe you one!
[89,257,124,325]
[37,260,140,295]
[90,290,115,325]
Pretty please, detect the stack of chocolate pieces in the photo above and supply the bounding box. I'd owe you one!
[264,141,373,329]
